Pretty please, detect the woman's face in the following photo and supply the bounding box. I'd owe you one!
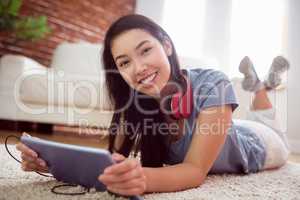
[111,29,172,98]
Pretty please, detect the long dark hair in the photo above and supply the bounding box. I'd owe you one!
[102,14,185,167]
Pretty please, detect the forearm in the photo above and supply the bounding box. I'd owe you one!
[143,163,206,193]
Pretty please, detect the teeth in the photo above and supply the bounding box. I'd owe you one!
[141,72,157,84]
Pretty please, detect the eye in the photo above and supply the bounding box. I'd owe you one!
[142,47,152,55]
[119,60,130,68]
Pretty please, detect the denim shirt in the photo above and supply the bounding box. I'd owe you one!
[164,68,266,174]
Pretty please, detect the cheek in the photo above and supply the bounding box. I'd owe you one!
[158,64,171,88]
[150,49,171,74]
[155,54,171,84]
[119,70,135,86]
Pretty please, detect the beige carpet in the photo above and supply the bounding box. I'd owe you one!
[1,145,300,200]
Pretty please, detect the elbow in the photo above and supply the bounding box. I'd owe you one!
[189,165,207,188]
[193,173,206,188]
[188,174,205,189]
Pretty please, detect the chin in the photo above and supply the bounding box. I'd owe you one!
[138,87,161,99]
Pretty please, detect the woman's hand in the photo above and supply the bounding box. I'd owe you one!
[16,142,49,173]
[98,153,147,196]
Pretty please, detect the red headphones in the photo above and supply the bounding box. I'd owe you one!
[170,78,194,120]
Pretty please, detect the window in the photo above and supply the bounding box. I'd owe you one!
[162,0,205,58]
[229,0,286,78]
[160,0,286,78]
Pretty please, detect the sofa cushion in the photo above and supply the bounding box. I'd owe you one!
[19,70,113,111]
[50,41,104,79]
[0,54,47,88]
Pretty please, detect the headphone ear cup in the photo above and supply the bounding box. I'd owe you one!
[180,88,192,118]
[171,92,181,119]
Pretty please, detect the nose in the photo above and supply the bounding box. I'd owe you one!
[134,59,147,79]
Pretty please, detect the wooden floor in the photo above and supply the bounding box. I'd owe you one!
[1,130,300,164]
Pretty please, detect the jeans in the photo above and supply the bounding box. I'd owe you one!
[233,107,290,170]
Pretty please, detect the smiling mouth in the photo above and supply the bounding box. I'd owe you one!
[138,71,158,85]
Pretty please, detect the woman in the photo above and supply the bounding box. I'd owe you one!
[16,14,290,196]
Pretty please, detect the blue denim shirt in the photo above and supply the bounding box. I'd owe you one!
[164,68,266,174]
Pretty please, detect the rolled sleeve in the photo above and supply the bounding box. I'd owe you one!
[193,70,239,112]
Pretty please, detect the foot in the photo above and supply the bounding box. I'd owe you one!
[239,56,264,92]
[263,56,290,90]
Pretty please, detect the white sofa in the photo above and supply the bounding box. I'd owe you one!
[0,42,288,131]
[0,42,113,129]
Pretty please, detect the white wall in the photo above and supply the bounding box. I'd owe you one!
[286,0,300,153]
[201,0,232,73]
[135,0,165,25]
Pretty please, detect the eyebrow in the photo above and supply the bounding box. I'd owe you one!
[115,40,150,62]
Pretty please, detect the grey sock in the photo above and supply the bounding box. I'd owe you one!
[264,56,290,90]
[239,56,265,92]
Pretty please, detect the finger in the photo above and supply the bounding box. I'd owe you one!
[20,152,47,168]
[21,152,47,171]
[35,158,47,168]
[105,159,138,174]
[21,152,37,162]
[118,166,145,182]
[22,164,48,173]
[107,186,144,196]
[22,160,48,172]
[114,166,143,182]
[109,176,146,190]
[112,153,126,162]
[99,173,121,185]
[100,165,142,185]
[36,165,49,173]
[33,159,49,172]
[22,161,37,171]
[16,143,38,158]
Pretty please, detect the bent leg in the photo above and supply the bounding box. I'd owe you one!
[239,107,290,170]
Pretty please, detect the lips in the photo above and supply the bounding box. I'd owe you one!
[138,71,158,84]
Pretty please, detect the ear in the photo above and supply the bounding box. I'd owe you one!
[162,37,173,56]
